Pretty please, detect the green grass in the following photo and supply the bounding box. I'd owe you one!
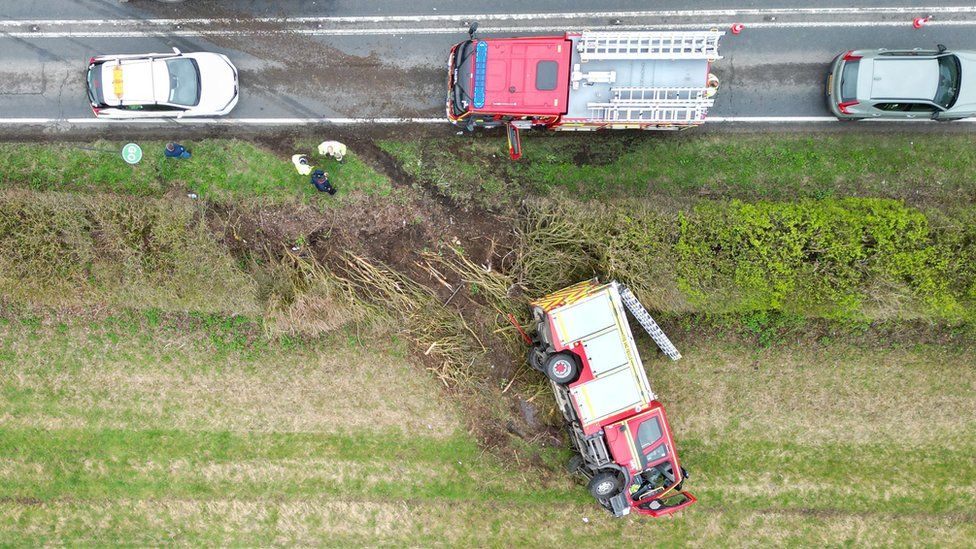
[0,140,392,204]
[1,315,974,545]
[3,134,976,544]
[378,138,514,210]
[380,133,976,209]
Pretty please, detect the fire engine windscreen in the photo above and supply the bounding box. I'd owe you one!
[451,41,475,116]
[636,417,670,468]
[637,417,663,451]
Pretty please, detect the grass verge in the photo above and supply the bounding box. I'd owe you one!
[379,133,976,210]
[0,140,391,204]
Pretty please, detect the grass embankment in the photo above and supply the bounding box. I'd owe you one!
[3,135,976,544]
[0,139,393,314]
[379,133,976,209]
[0,140,391,204]
[1,315,973,545]
[380,134,976,322]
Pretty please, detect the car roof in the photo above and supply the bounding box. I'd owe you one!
[869,58,938,101]
[99,58,168,106]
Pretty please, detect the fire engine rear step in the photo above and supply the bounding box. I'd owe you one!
[577,31,724,61]
[618,287,682,361]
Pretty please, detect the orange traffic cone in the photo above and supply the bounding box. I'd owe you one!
[730,23,745,35]
[913,16,931,29]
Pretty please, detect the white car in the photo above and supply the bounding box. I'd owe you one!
[86,48,239,118]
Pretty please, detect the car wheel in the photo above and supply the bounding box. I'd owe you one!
[544,352,580,384]
[588,471,622,499]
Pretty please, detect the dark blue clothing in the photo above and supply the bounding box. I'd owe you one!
[311,169,336,195]
[165,143,191,159]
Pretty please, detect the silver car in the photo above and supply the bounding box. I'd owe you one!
[826,46,976,120]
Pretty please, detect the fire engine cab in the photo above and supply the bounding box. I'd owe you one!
[447,27,723,159]
[527,279,693,518]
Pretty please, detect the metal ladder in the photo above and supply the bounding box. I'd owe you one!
[618,287,681,361]
[577,30,724,61]
[588,86,712,123]
[612,87,707,104]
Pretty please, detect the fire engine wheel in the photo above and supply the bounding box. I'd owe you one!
[527,347,545,371]
[567,454,585,474]
[588,472,622,499]
[544,353,580,384]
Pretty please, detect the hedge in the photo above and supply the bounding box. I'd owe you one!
[516,197,976,321]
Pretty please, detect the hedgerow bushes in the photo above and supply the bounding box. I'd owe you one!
[676,198,974,319]
[516,197,976,321]
[0,190,259,313]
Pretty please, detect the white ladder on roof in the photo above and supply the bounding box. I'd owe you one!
[618,286,681,361]
[577,30,724,61]
[587,87,713,123]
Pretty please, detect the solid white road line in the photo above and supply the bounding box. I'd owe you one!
[2,6,976,26]
[0,116,970,125]
[6,19,976,39]
[0,117,445,124]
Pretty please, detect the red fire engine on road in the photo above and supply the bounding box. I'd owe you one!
[527,279,693,518]
[447,27,724,159]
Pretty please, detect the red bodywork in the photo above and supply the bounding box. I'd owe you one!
[546,321,649,436]
[544,308,694,517]
[447,36,570,131]
[475,37,571,116]
[449,31,720,161]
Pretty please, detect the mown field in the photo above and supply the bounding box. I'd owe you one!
[2,135,975,546]
[1,315,973,545]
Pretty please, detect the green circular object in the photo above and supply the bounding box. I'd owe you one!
[121,143,143,165]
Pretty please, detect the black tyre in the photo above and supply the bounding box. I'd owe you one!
[588,471,622,499]
[526,346,546,371]
[567,454,585,474]
[543,352,580,384]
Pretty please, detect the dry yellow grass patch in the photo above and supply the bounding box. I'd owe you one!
[2,497,974,547]
[653,343,976,446]
[0,325,461,437]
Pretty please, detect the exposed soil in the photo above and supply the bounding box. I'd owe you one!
[195,134,558,459]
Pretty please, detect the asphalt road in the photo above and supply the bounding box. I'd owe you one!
[2,1,976,133]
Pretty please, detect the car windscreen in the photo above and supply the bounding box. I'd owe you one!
[87,65,105,106]
[934,55,961,109]
[165,58,201,107]
[840,61,859,101]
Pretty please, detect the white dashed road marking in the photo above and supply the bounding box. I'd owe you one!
[2,6,976,26]
[3,5,976,37]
